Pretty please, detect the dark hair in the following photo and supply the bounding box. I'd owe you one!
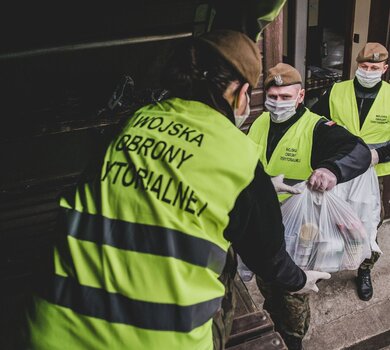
[161,39,245,100]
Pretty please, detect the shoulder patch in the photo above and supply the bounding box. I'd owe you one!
[324,120,336,127]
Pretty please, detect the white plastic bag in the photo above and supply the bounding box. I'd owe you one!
[237,255,254,282]
[333,167,382,253]
[281,182,371,272]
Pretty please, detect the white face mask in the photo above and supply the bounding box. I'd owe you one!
[355,67,383,88]
[234,92,250,128]
[264,95,299,123]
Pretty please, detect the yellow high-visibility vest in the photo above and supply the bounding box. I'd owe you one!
[26,98,260,350]
[248,109,323,201]
[330,80,390,176]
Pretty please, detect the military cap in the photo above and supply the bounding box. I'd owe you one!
[264,63,302,89]
[356,42,388,63]
[198,30,261,87]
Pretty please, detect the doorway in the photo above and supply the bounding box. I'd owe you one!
[304,0,355,105]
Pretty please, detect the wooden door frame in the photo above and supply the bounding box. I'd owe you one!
[285,0,297,66]
[368,0,390,81]
[291,0,309,84]
[263,8,284,72]
[342,0,356,81]
[281,0,309,83]
[367,0,390,218]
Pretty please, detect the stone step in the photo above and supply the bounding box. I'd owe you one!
[244,221,390,350]
[344,329,390,350]
[304,221,390,349]
[229,274,288,349]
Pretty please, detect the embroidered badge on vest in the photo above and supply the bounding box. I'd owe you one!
[373,53,380,62]
[274,75,283,86]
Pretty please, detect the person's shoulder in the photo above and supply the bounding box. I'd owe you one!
[327,79,354,99]
[311,112,338,131]
[251,111,269,125]
[307,109,329,123]
[319,119,337,128]
[335,79,353,86]
[381,80,390,89]
[247,111,269,135]
[331,79,354,90]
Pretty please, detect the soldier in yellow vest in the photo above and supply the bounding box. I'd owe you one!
[312,42,389,302]
[23,32,330,350]
[248,63,371,350]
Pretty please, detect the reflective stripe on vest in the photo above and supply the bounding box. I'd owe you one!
[64,208,227,274]
[41,274,222,332]
[27,98,260,350]
[248,109,322,201]
[329,80,390,176]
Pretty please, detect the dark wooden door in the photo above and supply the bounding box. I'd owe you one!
[367,0,390,218]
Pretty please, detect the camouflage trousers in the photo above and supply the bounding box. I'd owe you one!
[359,176,384,270]
[359,250,381,270]
[255,177,386,339]
[256,276,310,339]
[212,247,237,350]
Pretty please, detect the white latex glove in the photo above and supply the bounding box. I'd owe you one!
[308,168,337,192]
[271,175,301,194]
[371,149,379,166]
[293,270,331,294]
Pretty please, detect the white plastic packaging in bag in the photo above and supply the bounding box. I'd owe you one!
[332,167,382,253]
[281,182,371,272]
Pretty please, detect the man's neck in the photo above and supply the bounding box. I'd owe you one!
[354,78,382,99]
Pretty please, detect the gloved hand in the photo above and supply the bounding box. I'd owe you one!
[271,175,301,194]
[371,149,379,166]
[293,270,331,294]
[308,168,337,192]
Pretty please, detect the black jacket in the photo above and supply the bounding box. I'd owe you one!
[260,104,371,183]
[192,86,306,291]
[224,163,306,291]
[312,79,390,163]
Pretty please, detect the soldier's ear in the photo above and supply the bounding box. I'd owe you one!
[233,83,250,116]
[237,83,249,106]
[297,89,305,104]
[383,64,388,74]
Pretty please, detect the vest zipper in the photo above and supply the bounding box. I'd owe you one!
[358,98,364,129]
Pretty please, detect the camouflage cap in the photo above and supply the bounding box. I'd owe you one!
[356,42,388,63]
[264,63,302,89]
[198,30,261,87]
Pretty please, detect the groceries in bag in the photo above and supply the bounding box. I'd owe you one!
[281,183,371,272]
[333,167,382,253]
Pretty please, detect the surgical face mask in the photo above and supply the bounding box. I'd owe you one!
[355,67,383,88]
[264,95,299,123]
[234,92,250,128]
